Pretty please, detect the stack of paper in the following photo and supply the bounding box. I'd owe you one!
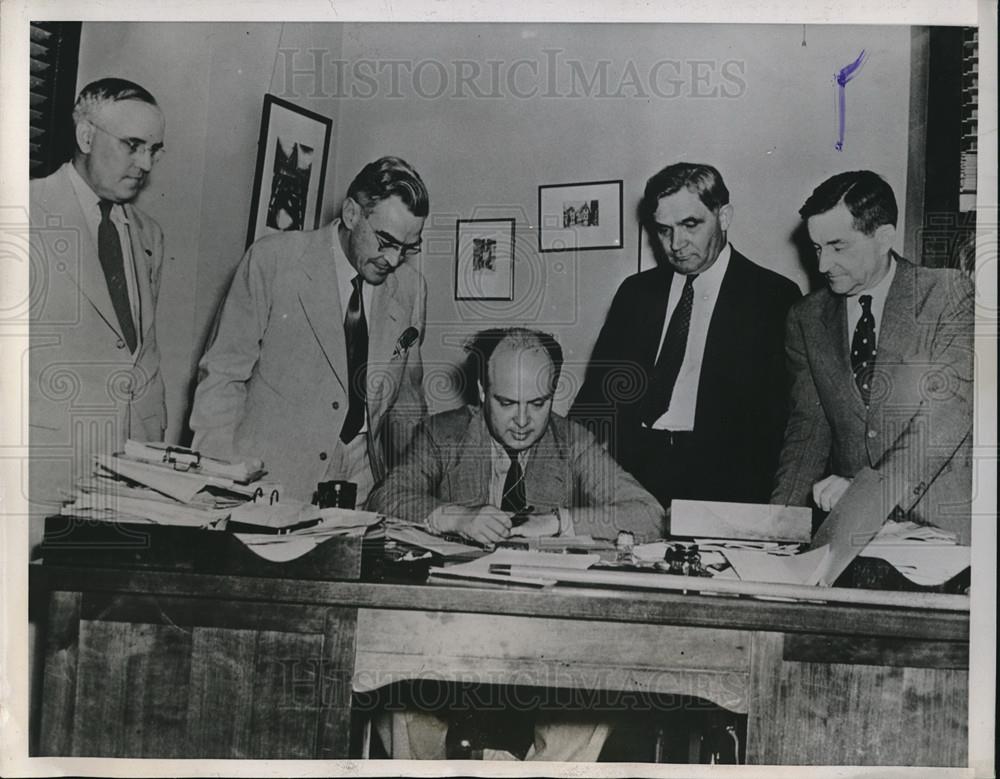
[59,440,282,529]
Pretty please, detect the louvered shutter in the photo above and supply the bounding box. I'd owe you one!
[29,22,81,179]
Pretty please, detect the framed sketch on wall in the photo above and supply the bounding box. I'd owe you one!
[246,94,332,248]
[538,179,623,253]
[455,218,515,300]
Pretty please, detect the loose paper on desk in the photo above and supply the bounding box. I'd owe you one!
[723,546,830,586]
[383,521,483,556]
[807,466,896,586]
[234,508,381,562]
[858,521,969,587]
[429,549,599,586]
[671,499,811,542]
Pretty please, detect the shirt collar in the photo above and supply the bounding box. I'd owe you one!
[856,255,897,303]
[66,162,128,222]
[489,431,529,469]
[699,242,731,286]
[332,219,360,287]
[67,162,101,211]
[674,241,731,292]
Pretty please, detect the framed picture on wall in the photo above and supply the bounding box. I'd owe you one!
[538,179,623,253]
[638,220,658,272]
[455,218,515,301]
[246,94,333,248]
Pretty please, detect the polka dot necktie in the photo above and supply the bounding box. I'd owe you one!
[851,294,877,406]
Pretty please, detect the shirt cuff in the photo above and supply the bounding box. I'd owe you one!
[425,505,452,535]
[556,507,575,537]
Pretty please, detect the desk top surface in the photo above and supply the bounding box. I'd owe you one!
[31,562,969,643]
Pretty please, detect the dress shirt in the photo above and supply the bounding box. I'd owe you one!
[649,243,732,431]
[67,162,142,339]
[845,257,897,346]
[488,435,573,536]
[332,224,374,434]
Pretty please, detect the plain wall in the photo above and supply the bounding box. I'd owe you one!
[76,21,912,431]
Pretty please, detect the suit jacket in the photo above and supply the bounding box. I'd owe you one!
[570,248,800,504]
[772,256,974,544]
[189,221,427,501]
[29,163,167,510]
[366,406,666,542]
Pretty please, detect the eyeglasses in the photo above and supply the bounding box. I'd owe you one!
[365,213,422,260]
[88,120,165,163]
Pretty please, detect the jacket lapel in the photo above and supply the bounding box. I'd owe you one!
[524,421,567,509]
[367,273,406,417]
[868,256,915,416]
[818,290,868,421]
[643,269,674,365]
[296,224,348,394]
[123,204,155,356]
[49,166,125,345]
[454,409,492,505]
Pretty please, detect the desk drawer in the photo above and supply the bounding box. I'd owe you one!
[355,609,751,712]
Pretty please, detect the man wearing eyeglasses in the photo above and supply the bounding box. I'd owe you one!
[189,157,429,504]
[28,78,168,544]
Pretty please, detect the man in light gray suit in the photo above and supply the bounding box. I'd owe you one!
[772,171,974,544]
[190,157,428,504]
[368,326,664,545]
[367,327,664,762]
[29,78,168,545]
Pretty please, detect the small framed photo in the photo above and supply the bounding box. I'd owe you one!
[638,220,658,272]
[246,94,333,248]
[537,179,623,253]
[455,218,515,300]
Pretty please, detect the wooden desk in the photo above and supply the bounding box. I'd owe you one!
[30,564,969,765]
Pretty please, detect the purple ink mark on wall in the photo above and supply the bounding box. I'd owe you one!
[835,50,867,151]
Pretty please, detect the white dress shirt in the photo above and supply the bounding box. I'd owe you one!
[649,243,732,431]
[67,162,143,340]
[845,257,897,347]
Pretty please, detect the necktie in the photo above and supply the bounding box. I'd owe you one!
[640,273,697,425]
[851,294,877,406]
[97,200,137,353]
[500,449,527,513]
[340,275,368,443]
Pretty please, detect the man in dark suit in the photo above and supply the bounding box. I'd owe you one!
[571,162,800,512]
[29,78,168,548]
[772,171,973,544]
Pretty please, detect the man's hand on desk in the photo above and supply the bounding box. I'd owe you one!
[427,505,562,546]
[509,512,560,538]
[812,475,853,512]
[431,505,513,546]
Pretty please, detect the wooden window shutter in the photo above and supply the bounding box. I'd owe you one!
[29,22,81,179]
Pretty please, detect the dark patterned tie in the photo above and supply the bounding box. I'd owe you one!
[340,275,368,443]
[501,449,527,513]
[97,200,137,352]
[851,294,877,406]
[640,273,697,425]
